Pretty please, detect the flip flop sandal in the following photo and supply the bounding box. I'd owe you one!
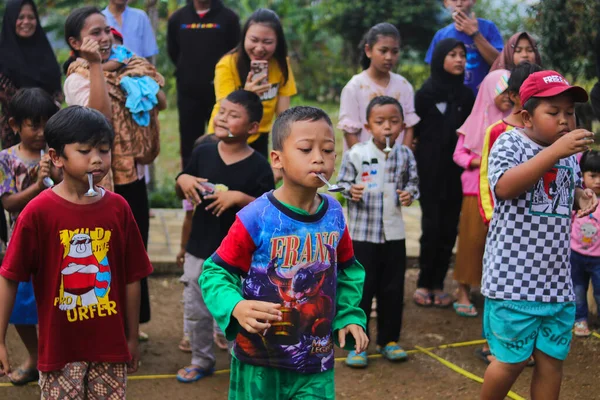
[9,367,39,386]
[176,366,215,383]
[433,293,453,308]
[413,290,432,307]
[453,303,478,317]
[474,348,494,365]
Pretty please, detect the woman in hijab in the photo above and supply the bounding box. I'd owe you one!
[490,32,542,72]
[413,38,475,307]
[0,0,62,149]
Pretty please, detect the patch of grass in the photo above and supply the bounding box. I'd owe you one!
[151,100,343,208]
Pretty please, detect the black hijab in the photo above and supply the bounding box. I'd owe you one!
[0,0,62,94]
[421,38,467,103]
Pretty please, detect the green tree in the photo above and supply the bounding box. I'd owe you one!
[320,0,442,64]
[473,0,536,39]
[532,0,600,81]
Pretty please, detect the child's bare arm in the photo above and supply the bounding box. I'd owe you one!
[176,174,208,204]
[1,185,44,213]
[0,275,18,377]
[495,129,593,200]
[232,300,282,334]
[125,280,141,374]
[1,155,55,212]
[157,91,167,111]
[102,60,123,72]
[574,187,598,217]
[204,191,255,217]
[176,210,193,268]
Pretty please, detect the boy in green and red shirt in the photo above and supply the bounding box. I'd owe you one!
[200,106,368,399]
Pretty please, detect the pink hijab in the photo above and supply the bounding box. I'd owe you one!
[458,69,511,156]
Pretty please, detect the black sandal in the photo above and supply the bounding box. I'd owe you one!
[474,348,494,365]
[9,367,39,386]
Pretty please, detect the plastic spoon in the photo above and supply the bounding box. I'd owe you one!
[84,173,99,197]
[383,136,392,153]
[39,150,54,187]
[315,173,343,192]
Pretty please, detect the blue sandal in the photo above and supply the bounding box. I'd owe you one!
[176,366,215,383]
[345,351,368,368]
[453,302,478,317]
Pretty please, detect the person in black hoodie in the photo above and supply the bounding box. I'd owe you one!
[413,38,475,307]
[167,0,240,168]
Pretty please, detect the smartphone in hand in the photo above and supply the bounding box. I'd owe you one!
[251,60,269,85]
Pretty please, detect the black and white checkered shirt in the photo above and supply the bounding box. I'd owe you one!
[482,129,580,303]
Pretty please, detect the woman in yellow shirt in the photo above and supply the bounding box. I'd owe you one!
[208,8,297,158]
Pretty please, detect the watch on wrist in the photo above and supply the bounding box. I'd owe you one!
[470,30,480,38]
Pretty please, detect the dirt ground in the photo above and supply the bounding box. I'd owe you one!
[1,269,599,400]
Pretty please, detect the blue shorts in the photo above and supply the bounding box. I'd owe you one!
[9,280,38,325]
[483,298,575,363]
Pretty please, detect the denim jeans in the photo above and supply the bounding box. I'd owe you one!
[570,250,600,321]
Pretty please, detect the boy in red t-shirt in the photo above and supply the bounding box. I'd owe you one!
[0,106,153,399]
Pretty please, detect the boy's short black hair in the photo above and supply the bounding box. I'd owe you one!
[366,96,404,121]
[507,62,542,99]
[225,90,263,124]
[271,106,333,151]
[580,150,600,173]
[44,106,115,157]
[8,88,59,127]
[522,97,543,115]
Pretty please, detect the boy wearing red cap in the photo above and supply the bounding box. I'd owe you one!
[481,71,598,400]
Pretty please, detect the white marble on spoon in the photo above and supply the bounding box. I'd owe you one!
[383,136,392,153]
[84,173,99,197]
[315,173,343,192]
[40,150,54,187]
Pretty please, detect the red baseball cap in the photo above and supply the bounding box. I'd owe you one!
[110,27,124,43]
[519,70,588,106]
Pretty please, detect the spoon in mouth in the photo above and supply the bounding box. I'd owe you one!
[84,173,99,197]
[40,150,54,187]
[383,136,392,153]
[315,173,344,192]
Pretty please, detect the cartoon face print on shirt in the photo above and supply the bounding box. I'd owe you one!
[56,228,115,322]
[360,158,380,190]
[579,219,598,249]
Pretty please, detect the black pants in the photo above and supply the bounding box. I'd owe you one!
[250,133,269,159]
[417,190,462,291]
[354,240,406,347]
[115,178,151,324]
[177,86,215,169]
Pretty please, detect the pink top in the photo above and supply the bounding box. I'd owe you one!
[457,69,510,156]
[337,70,420,150]
[453,134,479,196]
[571,209,600,257]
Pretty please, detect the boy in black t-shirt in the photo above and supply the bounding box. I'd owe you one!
[174,90,274,383]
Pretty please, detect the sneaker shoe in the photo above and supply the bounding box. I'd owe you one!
[377,342,408,361]
[574,320,591,337]
[345,351,368,368]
